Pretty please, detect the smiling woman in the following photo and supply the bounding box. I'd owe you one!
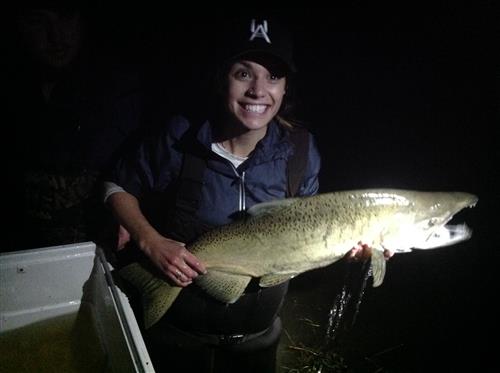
[103,14,391,373]
[103,16,322,373]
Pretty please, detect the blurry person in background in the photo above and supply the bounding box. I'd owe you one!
[6,1,149,251]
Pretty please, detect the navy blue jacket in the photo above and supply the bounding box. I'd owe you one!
[111,115,321,228]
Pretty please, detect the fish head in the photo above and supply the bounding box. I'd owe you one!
[411,191,478,250]
[381,191,478,252]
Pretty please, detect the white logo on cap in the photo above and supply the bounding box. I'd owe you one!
[249,19,271,43]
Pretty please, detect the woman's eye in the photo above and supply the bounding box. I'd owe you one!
[235,70,251,79]
[269,74,285,84]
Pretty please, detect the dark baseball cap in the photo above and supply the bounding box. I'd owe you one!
[218,17,297,73]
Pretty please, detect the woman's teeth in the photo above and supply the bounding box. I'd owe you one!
[244,104,266,113]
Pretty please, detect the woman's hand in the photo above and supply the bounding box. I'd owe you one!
[107,192,206,286]
[139,234,207,287]
[346,241,394,262]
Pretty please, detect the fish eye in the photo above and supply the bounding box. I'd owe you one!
[428,218,439,227]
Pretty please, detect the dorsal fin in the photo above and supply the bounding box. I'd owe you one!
[246,198,298,217]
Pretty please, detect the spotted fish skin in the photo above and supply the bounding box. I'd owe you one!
[119,189,478,328]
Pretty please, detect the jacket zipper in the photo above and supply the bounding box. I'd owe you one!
[229,164,246,212]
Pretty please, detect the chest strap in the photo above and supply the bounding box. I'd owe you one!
[286,127,310,198]
[174,126,310,225]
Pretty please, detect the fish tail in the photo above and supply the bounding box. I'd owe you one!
[118,262,182,329]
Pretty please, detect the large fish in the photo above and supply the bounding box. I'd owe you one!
[118,189,478,329]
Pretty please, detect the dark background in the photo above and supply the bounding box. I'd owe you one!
[8,5,499,372]
[90,8,497,192]
[120,10,497,372]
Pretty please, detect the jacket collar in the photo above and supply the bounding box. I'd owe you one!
[195,118,293,169]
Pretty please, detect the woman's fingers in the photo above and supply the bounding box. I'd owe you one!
[159,244,207,287]
[183,251,207,275]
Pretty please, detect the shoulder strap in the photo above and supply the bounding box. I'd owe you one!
[172,119,209,216]
[166,149,211,243]
[175,152,206,215]
[286,128,310,197]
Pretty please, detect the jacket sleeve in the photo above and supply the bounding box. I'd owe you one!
[298,133,321,196]
[108,116,189,199]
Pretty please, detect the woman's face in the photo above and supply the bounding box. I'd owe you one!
[225,60,287,132]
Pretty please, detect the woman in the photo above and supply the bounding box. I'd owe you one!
[105,16,380,373]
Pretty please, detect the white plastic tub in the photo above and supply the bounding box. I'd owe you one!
[0,242,154,372]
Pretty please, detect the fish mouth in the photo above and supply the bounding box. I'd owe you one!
[418,194,477,250]
[460,194,479,211]
[431,223,472,243]
[425,198,477,248]
[445,194,478,226]
[446,223,472,239]
[417,222,473,250]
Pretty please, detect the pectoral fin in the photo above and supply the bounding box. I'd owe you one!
[195,270,251,304]
[118,262,182,329]
[259,273,296,287]
[371,249,387,287]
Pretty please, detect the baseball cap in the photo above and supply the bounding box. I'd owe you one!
[218,17,297,73]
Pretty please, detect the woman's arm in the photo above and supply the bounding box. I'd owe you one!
[107,191,206,286]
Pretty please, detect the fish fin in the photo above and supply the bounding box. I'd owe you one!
[259,273,295,287]
[118,262,182,329]
[195,270,251,304]
[371,249,387,287]
[246,198,298,217]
